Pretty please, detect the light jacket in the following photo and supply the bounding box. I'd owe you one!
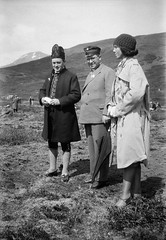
[79,63,115,124]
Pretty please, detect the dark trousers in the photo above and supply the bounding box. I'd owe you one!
[85,123,110,182]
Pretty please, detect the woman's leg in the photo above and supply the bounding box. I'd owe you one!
[48,148,58,172]
[116,164,135,207]
[131,163,141,198]
[61,143,71,176]
[121,165,136,199]
[61,151,71,176]
[46,141,58,174]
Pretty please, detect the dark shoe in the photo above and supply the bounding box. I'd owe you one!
[133,194,141,199]
[91,181,99,188]
[45,170,58,177]
[59,164,63,172]
[84,176,92,184]
[61,174,69,182]
[115,196,132,208]
[91,181,108,189]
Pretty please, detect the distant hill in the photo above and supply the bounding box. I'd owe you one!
[0,32,165,106]
[3,51,48,67]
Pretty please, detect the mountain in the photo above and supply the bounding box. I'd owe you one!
[0,32,166,106]
[3,51,48,67]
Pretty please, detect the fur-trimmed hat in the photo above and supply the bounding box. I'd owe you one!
[84,46,101,57]
[51,44,65,61]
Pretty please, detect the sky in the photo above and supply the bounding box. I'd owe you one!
[0,0,166,66]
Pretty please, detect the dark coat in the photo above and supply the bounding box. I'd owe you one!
[39,68,81,143]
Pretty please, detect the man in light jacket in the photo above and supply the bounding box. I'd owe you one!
[79,46,115,188]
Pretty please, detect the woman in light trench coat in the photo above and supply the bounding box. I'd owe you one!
[107,34,150,208]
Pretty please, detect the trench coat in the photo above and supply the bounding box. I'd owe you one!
[79,63,115,124]
[108,58,150,169]
[39,68,81,143]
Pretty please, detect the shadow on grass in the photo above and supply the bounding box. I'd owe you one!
[70,161,165,197]
[69,158,90,177]
[107,165,123,186]
[141,176,165,198]
[69,159,123,187]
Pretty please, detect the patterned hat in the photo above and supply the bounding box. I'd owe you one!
[84,46,101,57]
[113,34,136,51]
[51,44,65,61]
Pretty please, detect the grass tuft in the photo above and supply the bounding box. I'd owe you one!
[29,188,60,200]
[108,196,166,239]
[1,223,52,240]
[40,204,69,221]
[0,125,42,145]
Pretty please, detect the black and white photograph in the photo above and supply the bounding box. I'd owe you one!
[0,0,166,239]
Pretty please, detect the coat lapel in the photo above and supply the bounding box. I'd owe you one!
[82,64,103,92]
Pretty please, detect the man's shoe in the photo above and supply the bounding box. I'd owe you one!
[84,176,92,184]
[91,181,99,188]
[91,181,108,189]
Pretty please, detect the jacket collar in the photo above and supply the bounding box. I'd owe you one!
[51,67,66,78]
[82,63,104,91]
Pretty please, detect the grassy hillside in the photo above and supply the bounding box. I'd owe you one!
[0,32,165,106]
[0,33,166,240]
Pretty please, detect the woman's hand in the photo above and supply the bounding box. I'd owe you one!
[41,97,51,106]
[102,115,110,124]
[107,105,116,117]
[50,98,60,105]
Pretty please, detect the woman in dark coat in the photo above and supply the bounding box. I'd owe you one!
[39,44,81,182]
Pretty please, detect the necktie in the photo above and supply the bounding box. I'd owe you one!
[50,74,58,98]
